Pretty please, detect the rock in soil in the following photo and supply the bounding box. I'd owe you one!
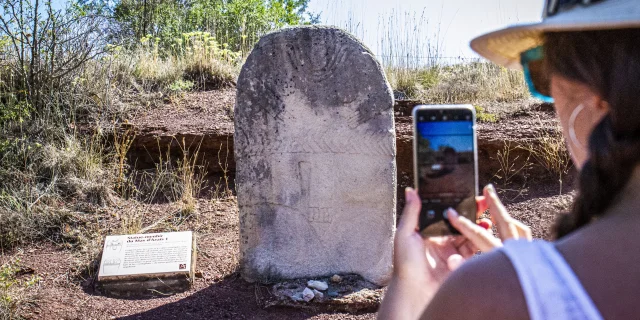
[266,274,382,313]
[302,287,315,302]
[307,280,329,291]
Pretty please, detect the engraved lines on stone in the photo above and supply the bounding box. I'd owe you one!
[298,161,332,224]
[309,46,348,82]
[282,38,349,82]
[240,127,394,156]
[307,208,333,224]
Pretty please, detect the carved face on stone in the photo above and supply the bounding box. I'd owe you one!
[308,32,330,71]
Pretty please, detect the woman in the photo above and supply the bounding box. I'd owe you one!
[379,0,640,319]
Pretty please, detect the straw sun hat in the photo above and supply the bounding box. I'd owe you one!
[470,0,640,69]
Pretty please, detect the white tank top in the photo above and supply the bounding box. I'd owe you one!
[501,240,603,320]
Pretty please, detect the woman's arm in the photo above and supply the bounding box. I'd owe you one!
[377,189,452,319]
[379,188,492,319]
[379,185,532,320]
[378,275,433,320]
[421,249,529,320]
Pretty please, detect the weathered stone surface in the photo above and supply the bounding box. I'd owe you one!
[235,26,396,285]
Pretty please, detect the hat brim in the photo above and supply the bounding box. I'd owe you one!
[471,1,640,69]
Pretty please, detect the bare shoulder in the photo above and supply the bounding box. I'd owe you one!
[421,249,530,320]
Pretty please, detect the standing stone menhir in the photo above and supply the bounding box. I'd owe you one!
[235,26,396,285]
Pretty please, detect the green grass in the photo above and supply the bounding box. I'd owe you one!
[1,259,41,320]
[474,105,498,123]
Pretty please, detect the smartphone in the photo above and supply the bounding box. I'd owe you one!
[412,105,479,237]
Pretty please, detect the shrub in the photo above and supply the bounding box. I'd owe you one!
[387,67,441,99]
[0,134,112,250]
[122,32,240,94]
[180,32,239,90]
[0,0,105,118]
[474,105,498,123]
[385,62,528,104]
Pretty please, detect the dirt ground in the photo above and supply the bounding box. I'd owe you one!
[1,92,577,319]
[1,186,574,319]
[2,197,379,319]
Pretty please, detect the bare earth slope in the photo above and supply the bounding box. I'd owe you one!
[1,91,575,319]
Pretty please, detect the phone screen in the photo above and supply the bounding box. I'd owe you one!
[414,107,478,236]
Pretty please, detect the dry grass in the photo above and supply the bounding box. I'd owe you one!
[386,67,440,99]
[388,62,529,104]
[130,50,185,92]
[521,123,573,194]
[113,127,137,199]
[493,141,532,186]
[175,138,207,217]
[121,32,239,95]
[427,62,528,103]
[134,138,207,209]
[371,8,529,104]
[213,139,234,201]
[0,133,113,249]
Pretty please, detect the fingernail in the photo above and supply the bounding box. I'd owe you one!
[405,187,414,200]
[485,184,496,195]
[447,208,458,219]
[478,220,491,230]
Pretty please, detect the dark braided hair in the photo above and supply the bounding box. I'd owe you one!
[545,29,640,238]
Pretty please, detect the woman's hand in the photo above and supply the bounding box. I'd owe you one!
[393,188,480,285]
[378,185,531,320]
[379,188,486,319]
[449,184,532,251]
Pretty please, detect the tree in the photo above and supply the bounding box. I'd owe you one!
[111,0,316,52]
[0,0,106,118]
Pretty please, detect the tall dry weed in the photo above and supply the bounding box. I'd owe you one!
[521,123,573,194]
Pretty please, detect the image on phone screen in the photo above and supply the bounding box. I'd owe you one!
[414,107,477,236]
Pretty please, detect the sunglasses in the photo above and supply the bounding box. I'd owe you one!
[545,0,604,18]
[521,46,553,103]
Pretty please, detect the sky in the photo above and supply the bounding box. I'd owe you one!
[418,121,473,152]
[307,0,545,59]
[48,0,544,60]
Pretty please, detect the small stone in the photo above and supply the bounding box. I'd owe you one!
[330,274,342,283]
[328,290,340,298]
[313,289,324,299]
[290,292,304,302]
[307,280,328,291]
[302,287,315,302]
